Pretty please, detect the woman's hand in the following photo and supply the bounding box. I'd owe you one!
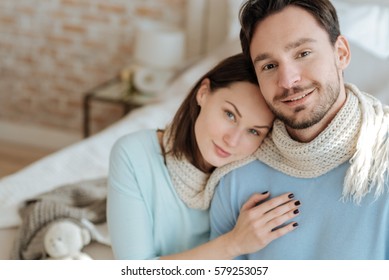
[161,192,300,260]
[226,192,300,257]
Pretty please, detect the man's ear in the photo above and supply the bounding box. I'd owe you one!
[335,35,351,70]
[196,78,211,107]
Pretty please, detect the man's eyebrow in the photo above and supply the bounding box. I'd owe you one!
[284,38,316,52]
[253,53,270,65]
[252,38,317,64]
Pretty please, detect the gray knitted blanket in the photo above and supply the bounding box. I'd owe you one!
[10,177,108,260]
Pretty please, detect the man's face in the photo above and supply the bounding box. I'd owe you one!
[249,6,349,134]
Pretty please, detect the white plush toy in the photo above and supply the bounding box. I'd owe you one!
[44,219,93,260]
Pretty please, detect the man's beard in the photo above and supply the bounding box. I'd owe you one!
[268,77,340,130]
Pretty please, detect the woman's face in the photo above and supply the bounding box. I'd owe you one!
[195,79,274,170]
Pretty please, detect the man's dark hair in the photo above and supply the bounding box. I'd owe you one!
[239,0,340,59]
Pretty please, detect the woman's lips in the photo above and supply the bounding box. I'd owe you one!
[213,142,231,158]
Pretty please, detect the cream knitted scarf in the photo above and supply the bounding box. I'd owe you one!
[206,83,389,205]
[163,128,211,210]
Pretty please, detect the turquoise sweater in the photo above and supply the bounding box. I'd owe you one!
[107,130,209,259]
[210,160,389,259]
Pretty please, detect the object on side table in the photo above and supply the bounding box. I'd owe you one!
[83,72,159,138]
[133,23,185,97]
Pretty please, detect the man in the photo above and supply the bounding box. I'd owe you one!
[209,0,389,259]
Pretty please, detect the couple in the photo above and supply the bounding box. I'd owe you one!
[107,0,389,260]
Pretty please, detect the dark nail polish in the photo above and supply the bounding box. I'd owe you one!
[261,191,269,194]
[293,209,299,214]
[288,193,294,199]
[293,222,299,227]
[295,200,301,206]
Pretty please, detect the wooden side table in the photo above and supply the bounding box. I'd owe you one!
[83,77,154,137]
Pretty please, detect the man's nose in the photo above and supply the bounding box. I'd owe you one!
[277,63,301,89]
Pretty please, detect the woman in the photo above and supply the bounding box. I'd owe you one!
[107,53,300,259]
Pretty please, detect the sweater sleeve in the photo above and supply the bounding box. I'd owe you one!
[210,174,239,236]
[107,135,156,260]
[209,174,247,260]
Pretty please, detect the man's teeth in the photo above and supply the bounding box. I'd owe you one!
[289,93,308,102]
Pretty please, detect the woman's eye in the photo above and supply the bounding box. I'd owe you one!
[248,129,259,136]
[225,110,235,121]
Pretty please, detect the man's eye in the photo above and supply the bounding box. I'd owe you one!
[299,51,311,58]
[263,64,276,71]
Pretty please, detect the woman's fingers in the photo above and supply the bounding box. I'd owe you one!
[263,198,301,224]
[266,206,300,232]
[230,192,300,256]
[269,220,299,240]
[248,192,301,233]
[240,191,271,212]
[254,192,295,214]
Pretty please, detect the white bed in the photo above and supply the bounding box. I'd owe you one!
[0,0,388,260]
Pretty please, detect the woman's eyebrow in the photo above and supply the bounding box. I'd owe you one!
[254,125,271,130]
[225,100,271,130]
[225,101,242,118]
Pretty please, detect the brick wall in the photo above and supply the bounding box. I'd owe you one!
[0,0,185,136]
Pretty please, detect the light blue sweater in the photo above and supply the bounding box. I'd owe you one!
[107,130,209,259]
[210,160,389,260]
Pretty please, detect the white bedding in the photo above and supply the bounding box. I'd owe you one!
[0,39,241,230]
[1,0,388,260]
[0,39,242,260]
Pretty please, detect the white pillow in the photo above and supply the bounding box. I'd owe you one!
[333,0,389,59]
[227,0,389,59]
[227,0,245,40]
[335,0,389,5]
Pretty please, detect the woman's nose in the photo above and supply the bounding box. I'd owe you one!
[223,129,241,147]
